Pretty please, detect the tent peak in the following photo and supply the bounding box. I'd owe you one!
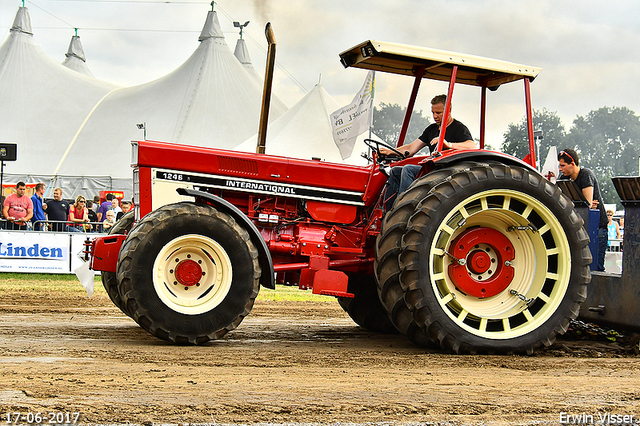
[198,10,224,41]
[65,35,87,63]
[11,7,33,35]
[233,38,251,65]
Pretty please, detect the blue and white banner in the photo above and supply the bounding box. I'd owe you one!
[0,231,103,274]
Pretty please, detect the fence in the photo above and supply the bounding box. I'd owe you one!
[1,219,108,233]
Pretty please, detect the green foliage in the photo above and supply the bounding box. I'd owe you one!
[257,285,331,302]
[372,102,431,147]
[501,108,566,161]
[502,106,640,209]
[565,107,640,207]
[0,273,330,302]
[0,272,102,293]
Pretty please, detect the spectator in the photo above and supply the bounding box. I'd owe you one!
[2,181,33,230]
[116,200,132,221]
[69,195,91,232]
[86,200,99,230]
[46,187,71,232]
[31,182,47,231]
[558,148,608,271]
[102,210,116,231]
[111,197,122,216]
[606,210,621,250]
[97,193,114,223]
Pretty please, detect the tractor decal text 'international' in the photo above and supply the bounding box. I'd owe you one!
[225,180,296,194]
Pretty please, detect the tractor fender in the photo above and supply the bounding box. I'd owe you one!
[428,150,540,174]
[176,187,275,289]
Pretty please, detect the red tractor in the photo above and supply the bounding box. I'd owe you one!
[87,33,591,354]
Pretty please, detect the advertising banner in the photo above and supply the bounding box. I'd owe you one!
[0,231,103,274]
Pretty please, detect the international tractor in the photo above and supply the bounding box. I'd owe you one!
[85,26,598,354]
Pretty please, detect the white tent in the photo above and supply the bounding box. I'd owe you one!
[62,35,94,77]
[0,7,288,198]
[234,37,263,87]
[56,9,288,180]
[233,36,288,114]
[235,83,374,166]
[0,7,121,197]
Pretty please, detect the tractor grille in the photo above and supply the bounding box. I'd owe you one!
[217,156,259,176]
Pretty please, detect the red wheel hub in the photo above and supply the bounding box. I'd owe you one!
[174,259,202,287]
[468,250,491,274]
[447,227,515,298]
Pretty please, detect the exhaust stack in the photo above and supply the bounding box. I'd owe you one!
[256,23,276,154]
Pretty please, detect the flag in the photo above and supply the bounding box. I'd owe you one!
[330,71,375,159]
[74,260,94,297]
[541,146,559,183]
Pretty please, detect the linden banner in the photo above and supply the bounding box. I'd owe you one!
[0,231,102,274]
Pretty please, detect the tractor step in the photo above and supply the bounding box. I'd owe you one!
[299,267,354,298]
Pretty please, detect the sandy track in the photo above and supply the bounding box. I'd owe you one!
[1,288,639,425]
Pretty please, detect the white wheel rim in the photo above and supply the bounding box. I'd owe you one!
[429,189,571,339]
[152,234,233,315]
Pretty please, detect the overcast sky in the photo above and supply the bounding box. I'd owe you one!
[2,0,640,145]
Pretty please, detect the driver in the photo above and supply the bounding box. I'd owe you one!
[381,94,475,210]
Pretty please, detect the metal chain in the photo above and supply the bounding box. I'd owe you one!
[569,319,623,341]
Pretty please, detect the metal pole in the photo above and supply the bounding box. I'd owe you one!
[436,65,458,152]
[480,83,487,149]
[397,66,425,147]
[524,78,536,169]
[256,23,276,154]
[0,161,4,204]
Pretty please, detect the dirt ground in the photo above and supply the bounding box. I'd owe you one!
[1,286,640,426]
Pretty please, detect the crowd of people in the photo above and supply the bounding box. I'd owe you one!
[1,182,131,233]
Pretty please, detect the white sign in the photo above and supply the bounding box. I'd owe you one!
[0,231,104,274]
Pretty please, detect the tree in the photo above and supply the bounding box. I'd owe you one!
[565,107,640,207]
[372,103,431,147]
[501,108,567,163]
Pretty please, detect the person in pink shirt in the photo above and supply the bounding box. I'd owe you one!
[2,181,33,230]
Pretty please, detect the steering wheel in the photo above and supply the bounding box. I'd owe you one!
[364,139,407,161]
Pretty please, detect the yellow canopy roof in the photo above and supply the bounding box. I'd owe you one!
[339,40,542,89]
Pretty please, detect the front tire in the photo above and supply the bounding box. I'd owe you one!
[117,202,261,344]
[401,164,591,354]
[376,163,475,346]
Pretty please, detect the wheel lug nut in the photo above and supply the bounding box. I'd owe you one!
[202,272,206,276]
[184,287,189,291]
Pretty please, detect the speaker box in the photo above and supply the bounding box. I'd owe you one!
[0,143,17,161]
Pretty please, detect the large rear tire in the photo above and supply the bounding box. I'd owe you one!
[101,211,135,316]
[117,202,261,344]
[337,273,398,334]
[401,164,591,354]
[376,163,474,346]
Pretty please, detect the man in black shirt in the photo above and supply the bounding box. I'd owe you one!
[381,94,475,209]
[557,148,607,271]
[45,187,71,232]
